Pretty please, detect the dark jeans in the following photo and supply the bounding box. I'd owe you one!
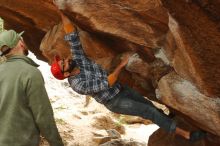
[104,85,176,132]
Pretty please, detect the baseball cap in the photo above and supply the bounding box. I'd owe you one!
[51,55,65,80]
[0,30,24,56]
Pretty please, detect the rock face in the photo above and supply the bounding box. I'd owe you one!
[162,0,220,98]
[0,0,60,60]
[1,0,220,145]
[158,72,220,135]
[148,117,220,146]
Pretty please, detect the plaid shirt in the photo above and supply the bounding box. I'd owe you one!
[65,32,121,104]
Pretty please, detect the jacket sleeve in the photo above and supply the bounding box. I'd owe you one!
[25,69,64,146]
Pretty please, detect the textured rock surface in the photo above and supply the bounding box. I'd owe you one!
[0,0,60,60]
[158,72,220,136]
[58,0,168,47]
[148,117,220,146]
[148,128,220,146]
[100,139,145,146]
[0,0,220,145]
[162,0,220,98]
[90,113,125,134]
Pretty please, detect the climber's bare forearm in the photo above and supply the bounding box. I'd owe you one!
[108,67,121,86]
[107,61,127,86]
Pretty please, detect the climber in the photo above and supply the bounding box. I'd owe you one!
[50,9,206,141]
[0,30,64,146]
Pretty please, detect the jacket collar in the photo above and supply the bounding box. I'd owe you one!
[6,55,39,67]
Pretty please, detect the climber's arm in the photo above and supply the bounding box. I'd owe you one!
[107,53,131,87]
[59,11,76,34]
[53,0,75,33]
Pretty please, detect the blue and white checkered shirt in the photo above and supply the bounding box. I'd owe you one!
[65,31,121,104]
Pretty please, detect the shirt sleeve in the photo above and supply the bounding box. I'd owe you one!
[69,76,109,95]
[25,69,64,146]
[64,31,86,61]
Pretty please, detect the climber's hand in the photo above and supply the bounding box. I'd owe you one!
[119,51,134,67]
[52,0,65,18]
[119,52,133,67]
[52,0,57,6]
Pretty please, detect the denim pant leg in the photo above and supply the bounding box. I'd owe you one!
[122,85,154,106]
[122,85,165,115]
[104,88,176,132]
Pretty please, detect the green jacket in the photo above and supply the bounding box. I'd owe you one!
[0,55,63,146]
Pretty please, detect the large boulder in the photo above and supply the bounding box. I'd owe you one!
[0,0,60,60]
[148,117,220,146]
[158,72,220,136]
[162,0,220,98]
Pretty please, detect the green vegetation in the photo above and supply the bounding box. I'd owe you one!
[55,118,66,125]
[115,115,127,126]
[0,17,4,32]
